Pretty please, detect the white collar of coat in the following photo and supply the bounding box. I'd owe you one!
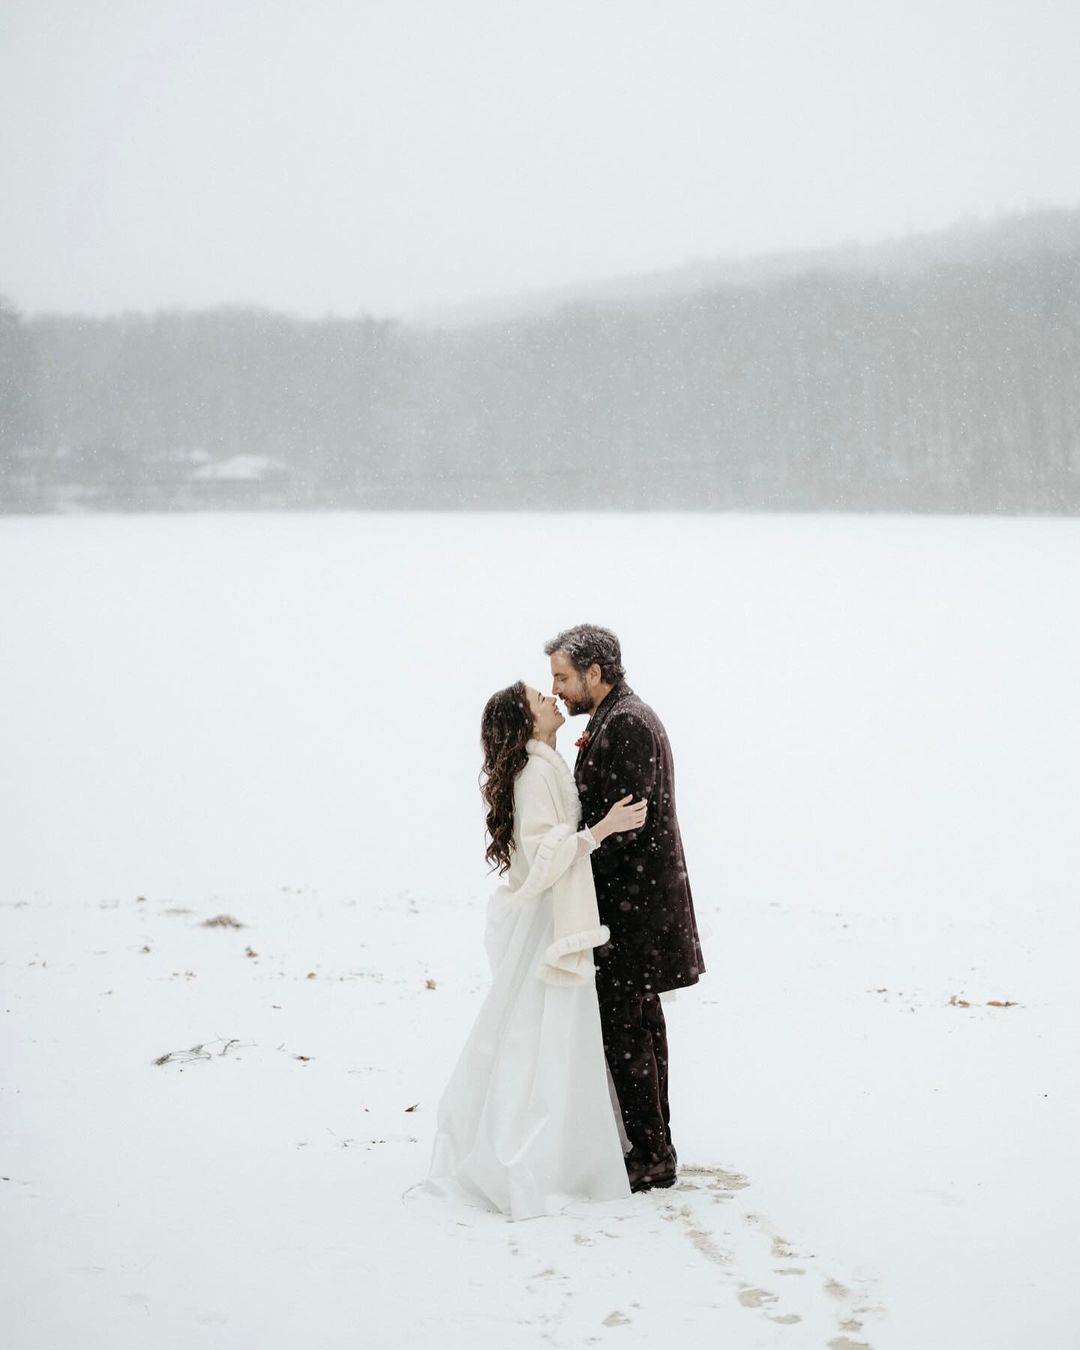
[525,738,582,825]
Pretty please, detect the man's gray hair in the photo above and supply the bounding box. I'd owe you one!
[544,623,626,685]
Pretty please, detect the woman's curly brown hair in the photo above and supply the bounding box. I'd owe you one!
[480,681,533,874]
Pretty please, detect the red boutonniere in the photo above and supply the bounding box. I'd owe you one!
[574,732,591,750]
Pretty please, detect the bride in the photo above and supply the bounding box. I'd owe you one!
[425,681,648,1219]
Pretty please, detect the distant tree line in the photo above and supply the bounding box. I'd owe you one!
[1,231,1078,513]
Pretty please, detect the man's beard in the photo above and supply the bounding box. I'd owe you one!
[562,686,596,718]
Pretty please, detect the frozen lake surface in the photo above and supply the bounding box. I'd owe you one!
[1,511,1077,1350]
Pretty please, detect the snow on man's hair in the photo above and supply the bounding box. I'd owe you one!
[544,623,626,685]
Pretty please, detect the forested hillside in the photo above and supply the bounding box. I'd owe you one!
[2,211,1077,512]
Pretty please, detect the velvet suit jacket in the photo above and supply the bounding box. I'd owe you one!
[574,683,705,995]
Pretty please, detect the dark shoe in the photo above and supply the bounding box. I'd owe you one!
[630,1169,676,1194]
[626,1147,678,1193]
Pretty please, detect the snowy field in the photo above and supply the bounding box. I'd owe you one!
[1,511,1077,1350]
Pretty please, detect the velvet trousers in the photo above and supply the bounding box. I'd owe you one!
[594,967,673,1167]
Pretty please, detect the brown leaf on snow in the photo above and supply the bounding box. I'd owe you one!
[947,994,971,1007]
[245,946,258,958]
[295,1054,312,1062]
[404,1102,419,1112]
[424,978,437,989]
[306,971,317,979]
[987,1000,1019,1008]
[202,914,244,928]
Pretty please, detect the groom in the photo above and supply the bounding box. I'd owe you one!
[546,623,704,1193]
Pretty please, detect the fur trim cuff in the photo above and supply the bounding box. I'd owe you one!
[537,924,610,986]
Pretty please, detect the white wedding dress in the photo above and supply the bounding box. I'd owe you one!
[424,741,632,1220]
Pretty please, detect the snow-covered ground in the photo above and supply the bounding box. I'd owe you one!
[1,511,1077,1350]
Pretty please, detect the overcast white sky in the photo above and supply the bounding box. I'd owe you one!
[1,0,1077,319]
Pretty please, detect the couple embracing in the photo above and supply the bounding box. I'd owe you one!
[426,623,705,1220]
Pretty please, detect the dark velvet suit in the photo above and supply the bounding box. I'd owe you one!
[575,683,704,994]
[574,682,704,1168]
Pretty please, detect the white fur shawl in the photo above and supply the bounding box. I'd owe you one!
[506,739,609,985]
